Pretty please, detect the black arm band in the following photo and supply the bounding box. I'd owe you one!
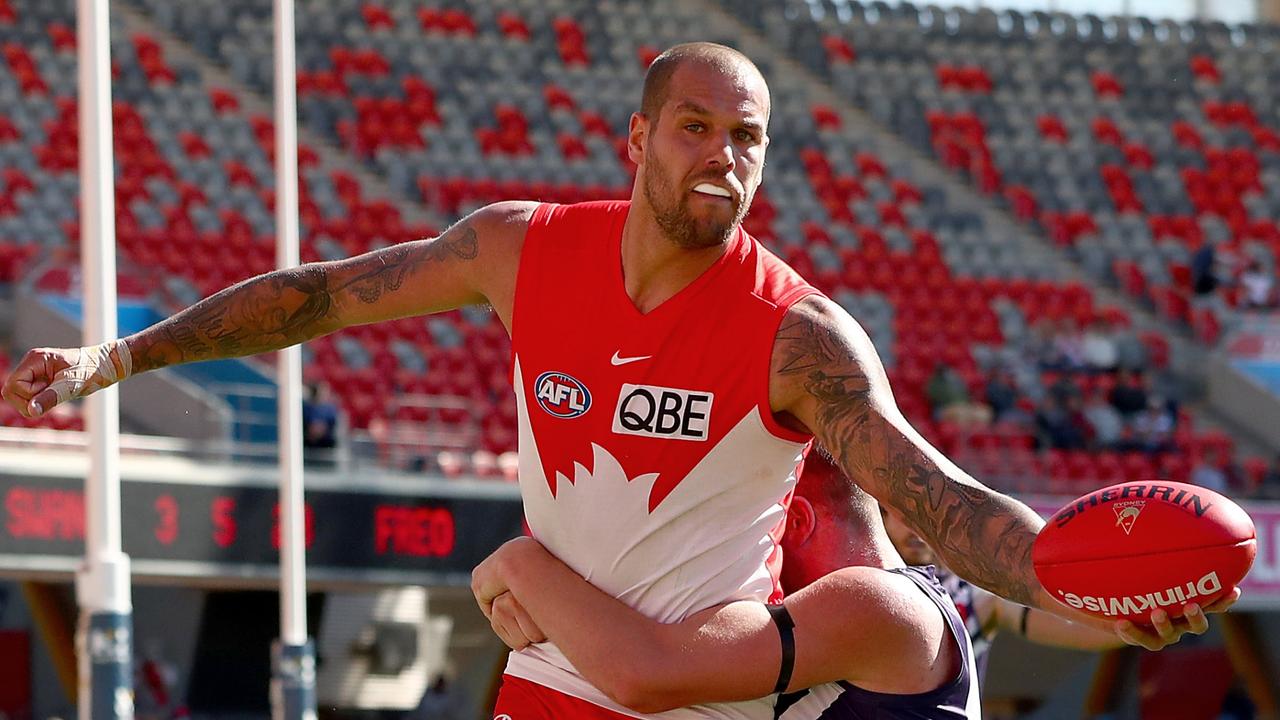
[767,603,796,694]
[1019,605,1031,636]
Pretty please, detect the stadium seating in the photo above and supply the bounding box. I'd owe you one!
[734,0,1279,347]
[0,0,1266,491]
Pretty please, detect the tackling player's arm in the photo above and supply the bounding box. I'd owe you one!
[971,588,1123,651]
[2,201,534,417]
[472,537,953,714]
[767,296,1223,648]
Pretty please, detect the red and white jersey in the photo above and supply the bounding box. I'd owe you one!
[505,201,820,718]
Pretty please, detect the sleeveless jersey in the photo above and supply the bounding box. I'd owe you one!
[774,567,981,720]
[506,201,821,718]
[937,570,992,685]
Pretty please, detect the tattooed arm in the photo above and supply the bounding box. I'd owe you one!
[767,296,1234,647]
[768,294,1228,648]
[768,296,1047,608]
[2,201,534,416]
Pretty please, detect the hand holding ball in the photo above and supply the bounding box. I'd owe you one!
[1033,481,1255,624]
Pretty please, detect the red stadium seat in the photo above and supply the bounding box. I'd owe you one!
[497,12,531,40]
[1190,55,1221,83]
[1158,453,1192,483]
[812,105,841,131]
[637,45,660,70]
[543,84,575,111]
[209,88,239,113]
[361,4,395,30]
[47,22,75,51]
[1242,457,1268,492]
[1003,185,1038,220]
[856,153,887,178]
[440,9,477,35]
[1090,70,1124,98]
[1036,114,1069,142]
[822,35,856,64]
[1171,120,1203,150]
[1091,117,1124,146]
[553,17,590,66]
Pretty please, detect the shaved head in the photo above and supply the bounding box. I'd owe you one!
[779,445,899,590]
[640,42,770,124]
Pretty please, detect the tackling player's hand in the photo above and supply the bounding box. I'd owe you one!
[1114,587,1241,651]
[471,551,511,620]
[489,592,547,650]
[1,341,132,418]
[471,536,540,619]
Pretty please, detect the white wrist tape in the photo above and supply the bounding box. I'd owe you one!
[45,338,132,407]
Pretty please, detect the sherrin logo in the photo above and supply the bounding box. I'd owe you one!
[1057,571,1222,617]
[534,371,591,419]
[1053,483,1211,528]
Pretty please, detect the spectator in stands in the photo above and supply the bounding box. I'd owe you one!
[1051,318,1086,372]
[1112,322,1149,372]
[1192,241,1220,296]
[1027,318,1063,369]
[1082,388,1123,450]
[1191,448,1229,493]
[1224,456,1247,495]
[983,366,1019,422]
[1048,371,1083,406]
[1035,395,1089,450]
[1080,318,1118,373]
[1259,454,1280,500]
[1240,259,1276,309]
[1109,368,1149,419]
[926,362,991,427]
[302,382,339,463]
[1128,395,1174,454]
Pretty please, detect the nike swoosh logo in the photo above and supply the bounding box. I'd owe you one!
[611,351,652,366]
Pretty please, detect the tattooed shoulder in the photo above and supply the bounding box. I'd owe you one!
[772,295,885,417]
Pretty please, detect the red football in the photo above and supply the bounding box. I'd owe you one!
[1033,481,1256,624]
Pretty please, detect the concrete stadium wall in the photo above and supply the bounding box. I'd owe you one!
[1261,0,1280,23]
[1207,353,1280,453]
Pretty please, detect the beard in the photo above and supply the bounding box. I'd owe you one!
[642,155,754,250]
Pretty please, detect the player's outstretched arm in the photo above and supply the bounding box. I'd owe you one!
[2,201,534,418]
[973,587,1124,651]
[472,537,950,714]
[768,296,1229,651]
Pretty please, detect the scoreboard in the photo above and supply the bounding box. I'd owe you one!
[0,467,525,588]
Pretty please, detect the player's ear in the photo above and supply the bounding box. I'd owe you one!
[628,112,648,166]
[787,496,817,546]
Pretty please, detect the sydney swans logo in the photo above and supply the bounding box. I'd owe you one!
[1113,501,1145,535]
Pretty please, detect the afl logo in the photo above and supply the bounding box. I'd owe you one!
[534,371,592,419]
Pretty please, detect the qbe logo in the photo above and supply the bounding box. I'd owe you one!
[534,371,591,418]
[612,383,714,441]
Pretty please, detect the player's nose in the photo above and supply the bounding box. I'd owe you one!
[704,133,736,172]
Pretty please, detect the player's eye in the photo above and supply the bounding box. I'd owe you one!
[734,129,756,143]
[684,123,705,133]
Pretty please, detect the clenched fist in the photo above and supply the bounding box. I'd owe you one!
[1,340,132,418]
